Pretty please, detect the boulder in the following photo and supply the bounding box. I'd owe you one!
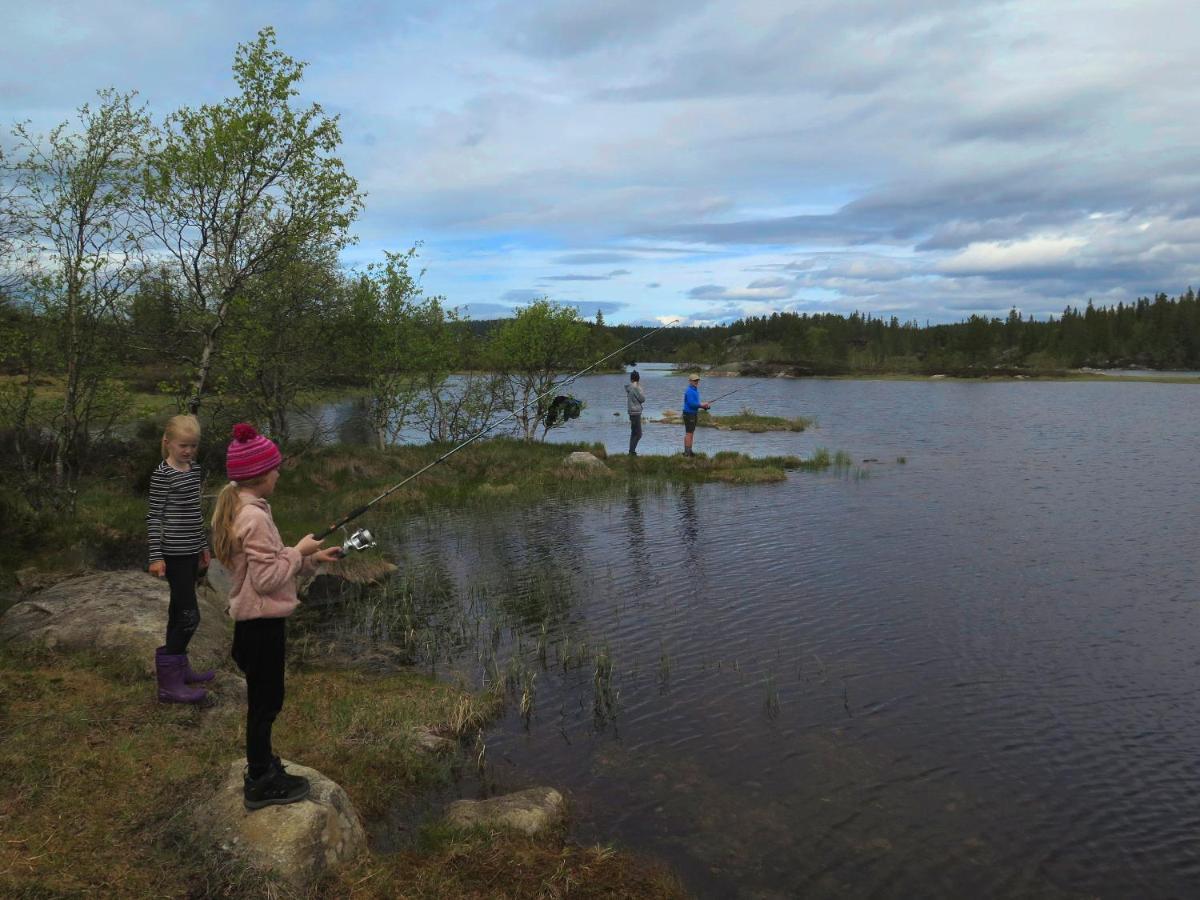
[445,786,566,836]
[0,570,229,676]
[563,451,607,469]
[195,759,366,889]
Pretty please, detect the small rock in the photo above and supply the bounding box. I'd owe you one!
[411,726,456,755]
[194,759,367,889]
[562,451,607,469]
[445,787,566,836]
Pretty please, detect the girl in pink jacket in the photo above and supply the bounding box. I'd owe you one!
[211,424,340,810]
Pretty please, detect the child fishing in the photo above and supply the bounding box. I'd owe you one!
[148,414,214,704]
[211,423,341,810]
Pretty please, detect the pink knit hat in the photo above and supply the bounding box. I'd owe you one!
[226,423,282,481]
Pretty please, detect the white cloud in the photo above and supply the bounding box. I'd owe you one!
[938,237,1088,274]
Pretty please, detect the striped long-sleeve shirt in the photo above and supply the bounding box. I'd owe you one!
[147,461,208,563]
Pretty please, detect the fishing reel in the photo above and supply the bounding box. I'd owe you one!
[334,528,376,558]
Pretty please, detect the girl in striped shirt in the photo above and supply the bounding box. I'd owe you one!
[147,414,215,703]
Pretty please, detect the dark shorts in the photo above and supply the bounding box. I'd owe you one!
[682,412,698,434]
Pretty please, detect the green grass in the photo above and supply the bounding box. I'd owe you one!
[652,407,813,432]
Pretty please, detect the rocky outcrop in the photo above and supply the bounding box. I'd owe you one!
[0,570,229,676]
[195,759,366,889]
[446,787,567,836]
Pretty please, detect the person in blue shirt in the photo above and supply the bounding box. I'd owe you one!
[681,373,710,457]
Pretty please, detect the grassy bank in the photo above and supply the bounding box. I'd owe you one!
[652,407,813,432]
[0,642,685,898]
[2,437,828,588]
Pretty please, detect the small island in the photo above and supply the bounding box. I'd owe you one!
[651,406,813,433]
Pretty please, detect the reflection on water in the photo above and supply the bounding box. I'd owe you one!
[313,378,1200,899]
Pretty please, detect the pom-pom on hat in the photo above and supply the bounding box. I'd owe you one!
[226,423,282,482]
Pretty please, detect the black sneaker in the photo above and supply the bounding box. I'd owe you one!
[243,759,310,810]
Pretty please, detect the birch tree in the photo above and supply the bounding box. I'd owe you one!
[143,27,361,414]
[7,90,150,501]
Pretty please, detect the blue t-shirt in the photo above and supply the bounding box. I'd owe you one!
[683,384,702,414]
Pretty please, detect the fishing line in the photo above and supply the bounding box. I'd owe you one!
[317,318,680,543]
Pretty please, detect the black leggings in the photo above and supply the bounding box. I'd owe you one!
[231,617,287,775]
[164,554,201,654]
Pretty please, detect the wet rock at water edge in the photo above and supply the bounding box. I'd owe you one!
[445,787,567,836]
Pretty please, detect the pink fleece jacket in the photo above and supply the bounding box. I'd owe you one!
[226,496,316,621]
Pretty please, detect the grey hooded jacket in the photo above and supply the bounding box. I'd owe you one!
[624,382,646,415]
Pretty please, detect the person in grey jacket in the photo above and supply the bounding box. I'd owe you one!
[624,370,646,456]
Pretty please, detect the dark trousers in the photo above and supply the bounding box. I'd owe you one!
[231,617,287,774]
[629,413,642,454]
[164,554,201,654]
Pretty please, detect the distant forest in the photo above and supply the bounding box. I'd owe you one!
[592,290,1200,374]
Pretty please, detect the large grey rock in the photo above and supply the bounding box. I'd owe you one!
[562,451,607,469]
[445,787,567,836]
[196,759,366,889]
[0,570,230,675]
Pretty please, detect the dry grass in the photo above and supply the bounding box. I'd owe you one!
[0,644,687,898]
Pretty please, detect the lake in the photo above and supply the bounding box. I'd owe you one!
[314,371,1200,898]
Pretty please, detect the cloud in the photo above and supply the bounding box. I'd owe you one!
[7,0,1200,326]
[562,300,628,315]
[938,236,1088,275]
[688,277,798,301]
[552,251,641,264]
[458,301,517,319]
[500,289,544,303]
[539,269,630,281]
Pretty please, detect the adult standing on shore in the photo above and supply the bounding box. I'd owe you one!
[625,370,646,456]
[682,373,710,457]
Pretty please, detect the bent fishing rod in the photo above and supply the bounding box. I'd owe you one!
[316,319,680,543]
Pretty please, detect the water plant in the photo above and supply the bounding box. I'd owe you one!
[764,672,781,719]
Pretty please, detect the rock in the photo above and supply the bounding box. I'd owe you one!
[0,570,230,676]
[445,786,566,836]
[411,725,457,755]
[562,451,607,469]
[195,759,366,889]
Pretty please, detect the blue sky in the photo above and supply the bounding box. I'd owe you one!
[5,0,1200,325]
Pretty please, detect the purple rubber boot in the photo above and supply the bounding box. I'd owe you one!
[183,655,215,684]
[155,646,207,704]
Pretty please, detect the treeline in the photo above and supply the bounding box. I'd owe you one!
[585,292,1200,374]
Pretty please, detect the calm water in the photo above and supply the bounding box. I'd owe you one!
[317,373,1200,898]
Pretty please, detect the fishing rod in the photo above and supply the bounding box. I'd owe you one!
[317,318,680,544]
[704,388,742,406]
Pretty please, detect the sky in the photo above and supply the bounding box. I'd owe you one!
[4,0,1200,326]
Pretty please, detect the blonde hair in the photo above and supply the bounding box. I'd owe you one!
[161,414,201,459]
[210,473,272,566]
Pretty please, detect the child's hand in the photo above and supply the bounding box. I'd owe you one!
[200,549,211,569]
[149,560,166,578]
[312,547,343,564]
[295,534,325,556]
